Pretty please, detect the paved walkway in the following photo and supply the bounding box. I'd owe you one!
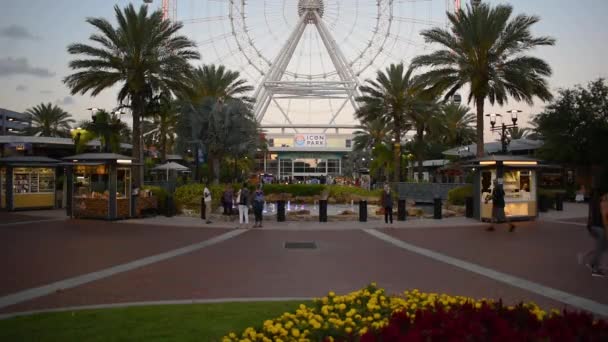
[0,204,603,320]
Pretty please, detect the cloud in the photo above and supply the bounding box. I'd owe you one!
[16,85,27,92]
[40,90,53,94]
[56,96,75,106]
[0,57,55,78]
[0,24,39,40]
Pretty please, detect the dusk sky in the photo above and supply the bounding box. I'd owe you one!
[1,0,607,138]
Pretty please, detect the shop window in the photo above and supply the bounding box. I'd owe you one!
[13,168,55,194]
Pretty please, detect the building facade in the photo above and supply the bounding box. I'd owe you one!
[0,108,30,135]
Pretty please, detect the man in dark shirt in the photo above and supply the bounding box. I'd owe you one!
[487,179,516,232]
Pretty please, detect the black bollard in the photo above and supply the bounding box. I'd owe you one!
[277,200,286,222]
[165,195,175,217]
[319,200,328,222]
[359,200,368,222]
[201,197,206,220]
[555,193,564,211]
[433,197,442,219]
[131,194,138,218]
[465,196,474,218]
[538,195,548,213]
[397,199,406,221]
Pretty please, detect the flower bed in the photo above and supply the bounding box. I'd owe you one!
[223,284,607,342]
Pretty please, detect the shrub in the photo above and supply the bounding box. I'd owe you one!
[447,184,473,205]
[223,284,607,341]
[142,186,168,212]
[262,184,326,197]
[174,183,205,212]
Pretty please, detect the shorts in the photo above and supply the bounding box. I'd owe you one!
[492,206,506,222]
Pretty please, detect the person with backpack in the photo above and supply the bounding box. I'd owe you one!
[252,186,265,228]
[237,183,250,228]
[486,178,516,232]
[222,186,233,215]
[585,189,608,277]
[380,184,393,224]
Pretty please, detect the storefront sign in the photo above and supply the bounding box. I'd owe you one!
[293,134,326,147]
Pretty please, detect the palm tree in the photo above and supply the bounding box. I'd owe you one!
[352,118,390,152]
[146,92,180,161]
[76,110,130,153]
[507,127,530,140]
[24,103,74,137]
[356,63,428,182]
[411,1,554,157]
[431,103,477,148]
[185,64,254,103]
[63,4,200,186]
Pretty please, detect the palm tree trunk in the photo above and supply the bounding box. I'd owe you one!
[132,94,144,187]
[212,156,221,184]
[475,96,485,158]
[393,130,401,183]
[416,127,424,181]
[160,125,167,162]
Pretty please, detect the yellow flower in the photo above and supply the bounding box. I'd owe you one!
[328,291,336,297]
[345,327,353,334]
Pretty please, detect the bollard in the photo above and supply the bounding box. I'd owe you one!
[465,196,474,218]
[359,200,368,222]
[319,200,328,222]
[165,195,175,217]
[131,194,138,218]
[555,193,564,211]
[433,197,442,219]
[538,195,548,213]
[201,197,206,220]
[277,200,286,222]
[397,199,406,221]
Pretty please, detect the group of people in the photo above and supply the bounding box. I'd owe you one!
[203,184,266,228]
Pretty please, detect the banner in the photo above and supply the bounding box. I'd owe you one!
[293,134,326,147]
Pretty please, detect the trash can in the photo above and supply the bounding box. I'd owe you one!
[277,200,286,222]
[555,193,564,211]
[465,196,474,218]
[359,200,368,222]
[201,197,206,220]
[319,200,328,222]
[433,197,442,219]
[397,199,406,221]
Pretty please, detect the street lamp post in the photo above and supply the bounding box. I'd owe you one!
[486,110,521,154]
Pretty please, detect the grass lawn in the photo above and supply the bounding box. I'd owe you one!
[0,301,309,342]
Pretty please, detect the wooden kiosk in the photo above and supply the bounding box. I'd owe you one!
[467,155,541,221]
[0,156,60,211]
[64,153,135,220]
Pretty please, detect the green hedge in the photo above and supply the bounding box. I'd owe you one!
[142,186,168,212]
[447,185,473,205]
[262,184,325,196]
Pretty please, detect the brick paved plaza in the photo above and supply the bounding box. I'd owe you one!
[0,204,606,319]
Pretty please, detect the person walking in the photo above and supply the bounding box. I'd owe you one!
[486,179,515,232]
[585,189,608,277]
[237,183,250,228]
[381,184,393,224]
[252,186,265,228]
[222,186,233,215]
[203,184,212,224]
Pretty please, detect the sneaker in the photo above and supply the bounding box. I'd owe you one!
[486,226,495,232]
[591,269,606,277]
[509,224,516,232]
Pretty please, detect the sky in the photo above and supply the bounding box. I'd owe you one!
[0,0,607,140]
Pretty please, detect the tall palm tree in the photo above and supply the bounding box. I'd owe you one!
[412,1,554,157]
[185,64,254,103]
[431,103,477,148]
[63,4,200,186]
[24,103,74,137]
[507,127,530,140]
[74,110,130,153]
[145,92,180,161]
[356,63,427,182]
[352,118,390,153]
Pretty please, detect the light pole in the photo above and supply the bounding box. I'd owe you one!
[486,110,520,154]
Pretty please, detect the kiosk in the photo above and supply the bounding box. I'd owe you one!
[64,153,152,220]
[467,156,540,221]
[0,156,59,211]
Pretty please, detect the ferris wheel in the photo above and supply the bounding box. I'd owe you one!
[148,0,447,130]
